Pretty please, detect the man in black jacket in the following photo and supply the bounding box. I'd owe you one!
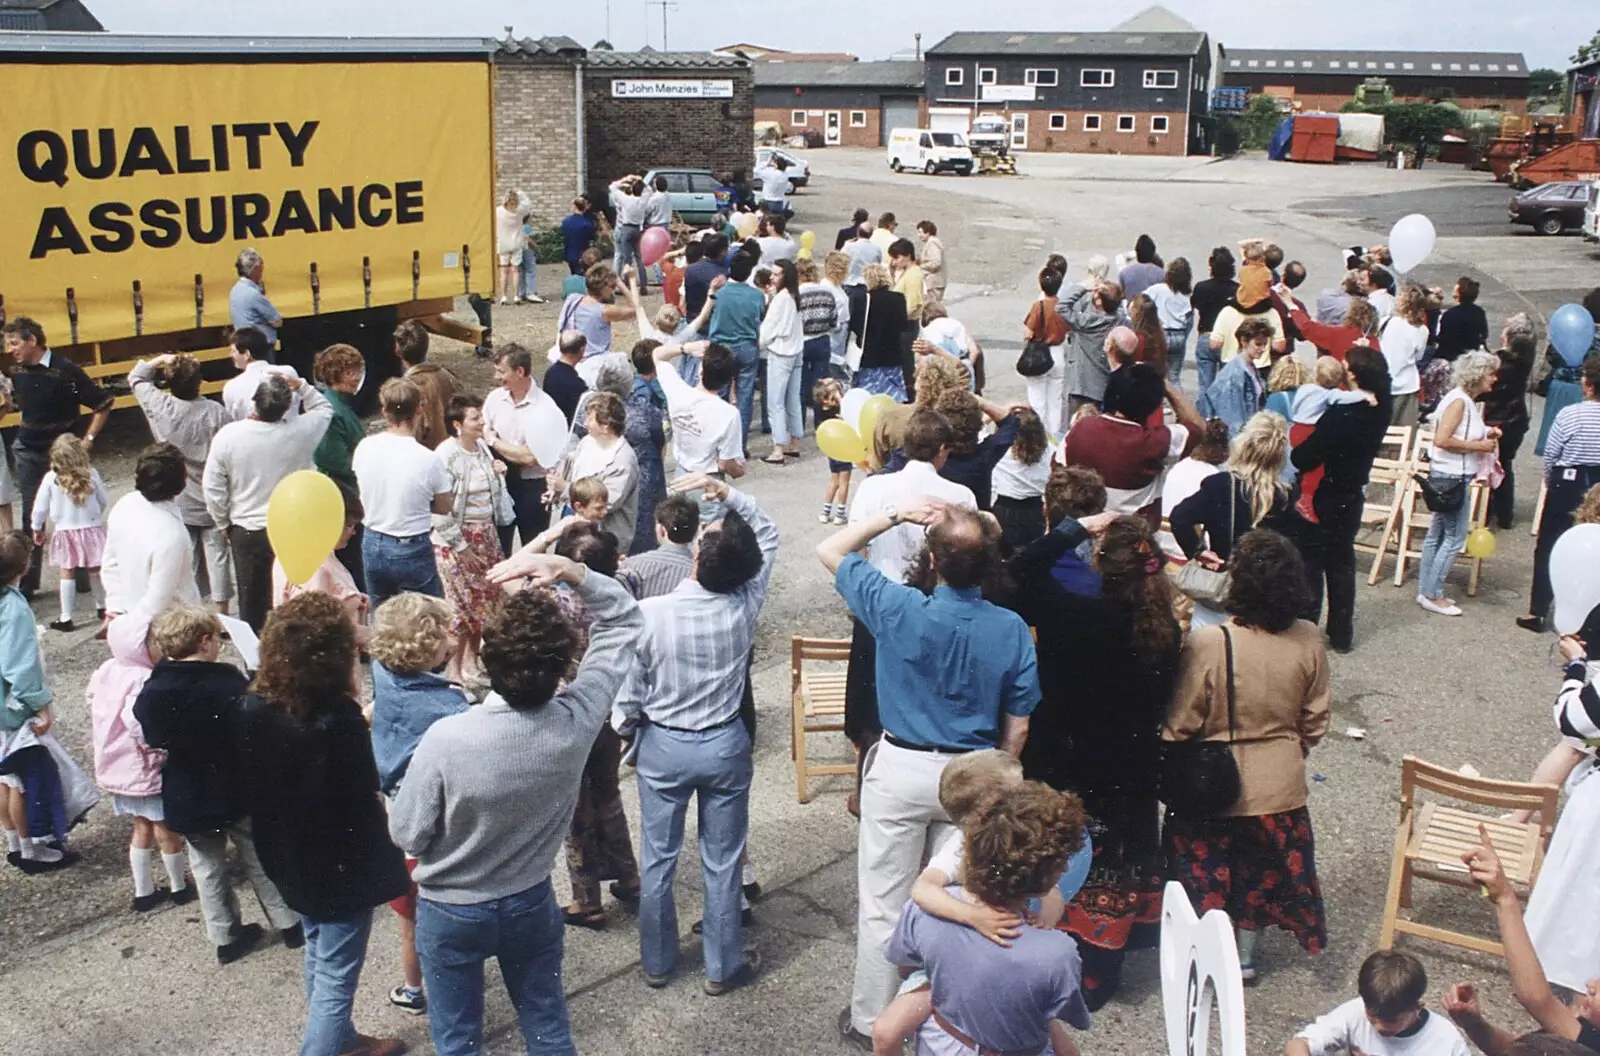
[1288,345,1393,652]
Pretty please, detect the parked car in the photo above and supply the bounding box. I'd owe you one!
[1509,181,1590,236]
[637,168,732,226]
[886,128,974,176]
[1584,179,1599,243]
[755,146,810,191]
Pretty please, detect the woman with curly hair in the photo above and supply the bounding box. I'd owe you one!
[885,781,1094,1054]
[931,389,1025,511]
[432,393,507,683]
[1006,508,1181,1008]
[1163,529,1332,985]
[311,343,367,583]
[236,592,410,1056]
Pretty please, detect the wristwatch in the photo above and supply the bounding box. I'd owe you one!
[884,505,900,526]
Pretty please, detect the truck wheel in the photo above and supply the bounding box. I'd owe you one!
[890,158,902,172]
[1538,214,1564,236]
[925,161,937,175]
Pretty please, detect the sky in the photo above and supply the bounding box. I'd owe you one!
[100,1,1586,71]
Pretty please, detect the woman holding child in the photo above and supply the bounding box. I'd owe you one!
[1006,499,1182,1009]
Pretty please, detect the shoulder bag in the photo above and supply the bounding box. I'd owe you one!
[1016,301,1056,378]
[1159,625,1242,817]
[846,291,871,373]
[1174,477,1235,608]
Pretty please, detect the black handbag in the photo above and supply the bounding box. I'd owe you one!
[1414,473,1466,514]
[1016,302,1056,377]
[1160,625,1242,817]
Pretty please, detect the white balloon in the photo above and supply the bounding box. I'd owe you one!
[1387,213,1437,275]
[840,387,871,432]
[524,387,572,468]
[1552,524,1600,635]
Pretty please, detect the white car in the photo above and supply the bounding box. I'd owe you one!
[755,146,809,191]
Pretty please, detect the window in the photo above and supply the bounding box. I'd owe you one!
[1150,115,1170,134]
[920,133,932,148]
[1049,113,1066,130]
[849,110,867,127]
[688,173,721,193]
[945,67,964,86]
[1081,68,1115,88]
[1083,114,1102,132]
[790,110,805,126]
[1143,69,1179,89]
[1025,67,1059,87]
[660,172,690,193]
[978,67,997,86]
[931,132,964,147]
[1116,114,1136,133]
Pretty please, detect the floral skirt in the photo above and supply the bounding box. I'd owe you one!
[855,365,908,403]
[435,520,503,639]
[1163,805,1328,953]
[1056,791,1163,1009]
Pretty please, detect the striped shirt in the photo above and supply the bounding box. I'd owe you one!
[613,488,779,731]
[1556,661,1600,742]
[620,542,694,600]
[1544,401,1600,475]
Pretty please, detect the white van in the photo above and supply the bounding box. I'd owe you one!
[1585,178,1600,243]
[887,128,974,176]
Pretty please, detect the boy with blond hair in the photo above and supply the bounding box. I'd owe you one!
[570,476,610,526]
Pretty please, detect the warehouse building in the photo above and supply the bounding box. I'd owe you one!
[1219,49,1531,115]
[922,30,1212,155]
[493,37,753,226]
[753,60,925,147]
[1572,58,1599,140]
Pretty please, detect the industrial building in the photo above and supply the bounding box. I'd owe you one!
[753,60,925,148]
[1218,48,1531,115]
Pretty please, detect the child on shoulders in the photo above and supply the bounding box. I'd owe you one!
[1291,357,1379,523]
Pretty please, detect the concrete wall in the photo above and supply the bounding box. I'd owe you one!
[584,65,755,202]
[494,60,583,227]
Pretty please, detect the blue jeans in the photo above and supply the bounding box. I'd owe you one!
[362,529,443,614]
[722,340,761,448]
[1165,329,1189,386]
[415,880,574,1056]
[801,334,832,429]
[767,352,805,447]
[300,910,373,1056]
[1194,332,1220,395]
[1418,472,1473,600]
[520,247,539,299]
[635,721,752,983]
[613,223,644,289]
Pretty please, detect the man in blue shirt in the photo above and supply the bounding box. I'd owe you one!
[707,252,765,447]
[683,233,731,319]
[560,196,599,275]
[817,501,1039,1046]
[228,248,282,357]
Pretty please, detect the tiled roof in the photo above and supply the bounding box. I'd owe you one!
[928,30,1207,58]
[496,35,584,59]
[1221,49,1529,80]
[585,46,747,69]
[754,59,922,89]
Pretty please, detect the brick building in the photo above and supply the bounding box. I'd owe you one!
[494,36,586,227]
[923,30,1211,155]
[1219,49,1531,115]
[582,47,753,208]
[753,61,925,148]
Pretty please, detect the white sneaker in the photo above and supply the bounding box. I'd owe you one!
[498,297,510,305]
[527,294,547,305]
[1417,595,1463,617]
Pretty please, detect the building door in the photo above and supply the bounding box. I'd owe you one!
[1010,112,1029,151]
[883,97,924,144]
[927,107,970,135]
[825,111,842,146]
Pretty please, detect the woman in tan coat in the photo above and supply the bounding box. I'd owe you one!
[1162,528,1331,985]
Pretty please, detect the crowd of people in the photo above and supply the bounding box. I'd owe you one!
[0,198,1599,1056]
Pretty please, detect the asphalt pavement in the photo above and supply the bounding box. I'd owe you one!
[3,149,1597,1055]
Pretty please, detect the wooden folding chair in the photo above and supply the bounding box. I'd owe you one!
[790,636,853,803]
[1359,426,1415,583]
[1386,429,1494,595]
[1378,756,1559,957]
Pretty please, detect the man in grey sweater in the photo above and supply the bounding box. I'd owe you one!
[389,551,641,1056]
[1057,279,1126,417]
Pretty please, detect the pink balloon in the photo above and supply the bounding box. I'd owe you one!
[640,226,671,267]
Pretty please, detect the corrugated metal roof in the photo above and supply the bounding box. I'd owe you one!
[1222,49,1529,80]
[585,46,746,69]
[928,30,1206,58]
[496,35,584,59]
[0,30,496,55]
[0,11,41,28]
[754,59,922,89]
[0,1,63,9]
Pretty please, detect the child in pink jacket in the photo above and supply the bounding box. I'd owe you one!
[87,613,194,911]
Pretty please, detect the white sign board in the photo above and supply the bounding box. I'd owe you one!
[1160,882,1247,1056]
[981,84,1036,102]
[611,79,734,99]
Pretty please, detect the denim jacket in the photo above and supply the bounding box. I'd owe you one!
[370,662,470,795]
[1197,354,1264,438]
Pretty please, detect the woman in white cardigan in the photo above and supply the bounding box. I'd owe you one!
[760,259,805,465]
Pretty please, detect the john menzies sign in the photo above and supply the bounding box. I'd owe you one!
[611,79,735,99]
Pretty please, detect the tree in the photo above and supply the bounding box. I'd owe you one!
[1527,68,1564,104]
[1574,28,1600,66]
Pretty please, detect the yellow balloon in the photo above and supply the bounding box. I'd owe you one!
[816,419,866,464]
[733,212,760,238]
[1464,527,1497,559]
[799,229,816,250]
[858,394,896,442]
[267,470,346,585]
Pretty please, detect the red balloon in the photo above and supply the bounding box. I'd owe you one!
[640,226,671,267]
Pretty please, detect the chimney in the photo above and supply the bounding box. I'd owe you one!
[914,32,922,62]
